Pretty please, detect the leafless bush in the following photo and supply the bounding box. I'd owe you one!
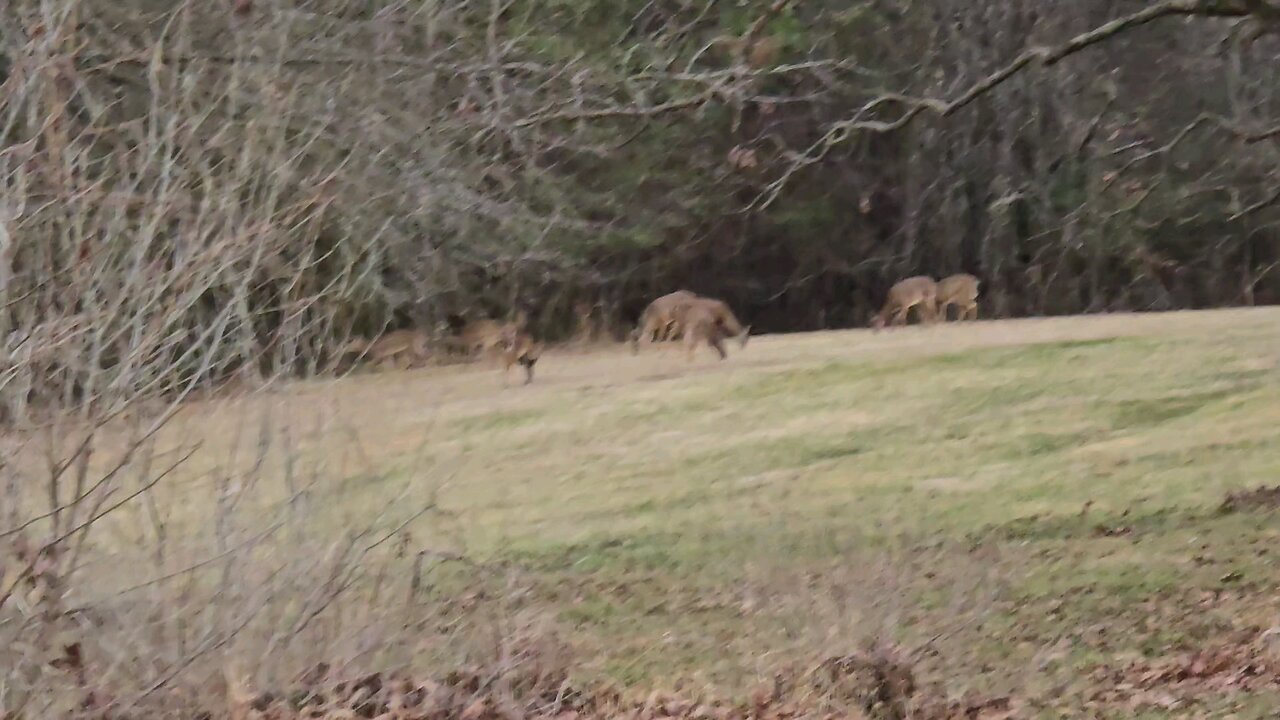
[0,34,466,698]
[0,0,606,421]
[0,357,466,716]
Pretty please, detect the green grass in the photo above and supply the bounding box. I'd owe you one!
[93,310,1280,715]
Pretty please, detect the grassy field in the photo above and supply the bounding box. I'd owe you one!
[61,309,1280,715]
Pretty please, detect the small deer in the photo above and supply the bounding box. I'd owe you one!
[342,329,431,370]
[499,326,544,386]
[446,309,528,360]
[936,274,981,321]
[870,276,939,330]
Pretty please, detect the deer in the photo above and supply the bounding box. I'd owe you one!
[629,290,699,353]
[498,325,544,386]
[445,309,528,360]
[680,302,738,362]
[630,291,750,353]
[935,274,981,321]
[870,276,939,330]
[341,329,432,370]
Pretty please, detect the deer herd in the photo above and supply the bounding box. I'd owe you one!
[341,273,980,386]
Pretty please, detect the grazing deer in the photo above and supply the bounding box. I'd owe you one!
[936,274,981,321]
[447,310,528,359]
[342,329,431,370]
[870,276,939,330]
[631,291,750,354]
[681,303,737,362]
[683,296,749,349]
[630,290,699,353]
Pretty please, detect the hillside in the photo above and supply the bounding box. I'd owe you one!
[10,310,1279,717]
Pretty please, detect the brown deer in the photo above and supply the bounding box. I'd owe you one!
[683,296,749,349]
[342,329,431,370]
[870,276,939,330]
[447,309,528,359]
[631,291,750,353]
[935,274,981,321]
[630,290,699,353]
[681,303,738,362]
[499,326,544,386]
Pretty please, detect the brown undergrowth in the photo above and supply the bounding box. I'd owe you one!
[223,644,1019,720]
[1083,627,1280,712]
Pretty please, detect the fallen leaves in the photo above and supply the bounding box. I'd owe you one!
[216,645,1024,720]
[1219,485,1280,514]
[1086,628,1280,710]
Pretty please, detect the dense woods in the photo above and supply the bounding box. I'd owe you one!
[2,0,1279,410]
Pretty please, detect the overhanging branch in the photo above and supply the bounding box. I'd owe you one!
[754,0,1265,209]
[850,0,1255,131]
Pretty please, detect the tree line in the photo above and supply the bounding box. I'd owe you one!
[1,0,1278,416]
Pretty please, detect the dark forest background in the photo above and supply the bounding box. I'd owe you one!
[2,0,1279,410]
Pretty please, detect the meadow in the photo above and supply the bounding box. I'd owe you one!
[21,309,1280,717]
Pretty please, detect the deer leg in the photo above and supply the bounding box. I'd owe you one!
[643,318,664,350]
[662,318,682,346]
[662,321,681,354]
[922,300,939,325]
[893,305,910,326]
[709,333,727,360]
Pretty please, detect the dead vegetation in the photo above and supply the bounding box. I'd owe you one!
[1219,485,1280,514]
[1086,628,1280,712]
[206,643,1018,720]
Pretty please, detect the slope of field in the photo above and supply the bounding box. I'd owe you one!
[59,309,1280,716]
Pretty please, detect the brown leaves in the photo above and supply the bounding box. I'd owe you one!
[49,641,85,682]
[214,653,991,720]
[1219,485,1280,514]
[1086,629,1280,710]
[913,694,1020,720]
[2,535,65,618]
[812,644,917,718]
